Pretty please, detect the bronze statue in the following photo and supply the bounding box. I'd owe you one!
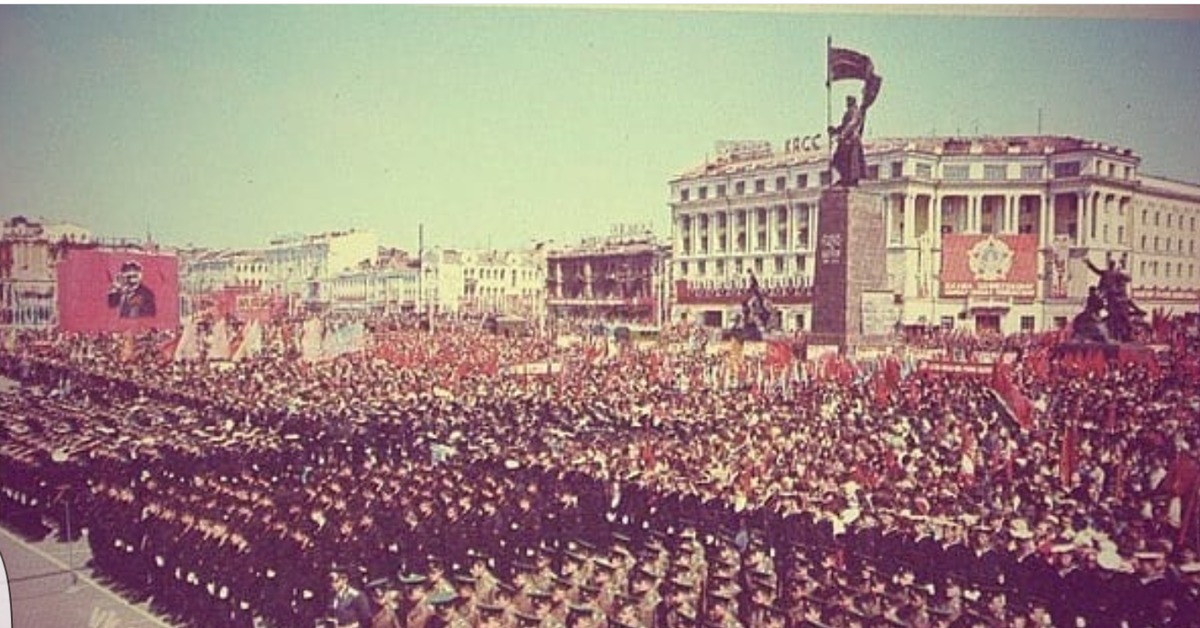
[826,44,881,188]
[1077,254,1147,343]
[730,272,777,341]
[829,95,866,187]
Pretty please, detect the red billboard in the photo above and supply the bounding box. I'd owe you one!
[940,234,1038,299]
[57,248,180,333]
[194,286,288,322]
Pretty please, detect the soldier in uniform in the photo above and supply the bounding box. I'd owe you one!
[707,590,745,628]
[401,574,435,628]
[329,568,374,628]
[469,551,502,605]
[369,585,403,628]
[425,589,459,628]
[475,603,506,628]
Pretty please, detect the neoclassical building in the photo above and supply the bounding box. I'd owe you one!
[669,136,1200,334]
[545,228,671,324]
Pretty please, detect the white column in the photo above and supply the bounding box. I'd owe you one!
[788,202,796,254]
[883,195,894,244]
[903,194,915,245]
[810,203,817,251]
[1042,194,1054,246]
[933,195,943,243]
[1080,194,1089,248]
[769,206,779,252]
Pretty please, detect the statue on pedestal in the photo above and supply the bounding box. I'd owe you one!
[1073,253,1147,343]
[829,95,866,187]
[826,43,882,188]
[728,272,777,342]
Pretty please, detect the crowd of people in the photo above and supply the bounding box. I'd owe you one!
[2,314,1200,627]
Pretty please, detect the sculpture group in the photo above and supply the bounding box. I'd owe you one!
[1072,253,1147,343]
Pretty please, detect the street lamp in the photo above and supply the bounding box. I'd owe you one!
[50,448,77,587]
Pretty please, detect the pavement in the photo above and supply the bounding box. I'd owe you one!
[0,375,175,628]
[1,508,177,628]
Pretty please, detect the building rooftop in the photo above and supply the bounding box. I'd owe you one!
[673,134,1139,180]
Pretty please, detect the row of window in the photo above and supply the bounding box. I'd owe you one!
[678,255,809,279]
[1139,260,1196,281]
[681,206,812,231]
[680,172,835,202]
[465,267,542,282]
[1139,236,1197,255]
[680,229,811,256]
[678,161,1067,202]
[1141,208,1198,231]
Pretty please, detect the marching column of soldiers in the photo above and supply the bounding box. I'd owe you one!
[3,335,1200,627]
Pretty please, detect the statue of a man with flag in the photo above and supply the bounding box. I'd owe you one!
[827,43,882,187]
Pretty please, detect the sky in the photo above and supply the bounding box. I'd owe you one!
[2,5,1199,253]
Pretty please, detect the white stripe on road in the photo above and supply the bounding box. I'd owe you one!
[0,526,174,627]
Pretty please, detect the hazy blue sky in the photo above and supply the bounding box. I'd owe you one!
[2,6,1199,252]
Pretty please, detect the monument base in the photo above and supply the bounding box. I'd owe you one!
[810,187,888,350]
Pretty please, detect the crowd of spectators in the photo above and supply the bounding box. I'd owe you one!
[2,316,1199,627]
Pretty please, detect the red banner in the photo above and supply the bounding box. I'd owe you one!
[940,234,1038,298]
[56,248,179,333]
[194,286,288,322]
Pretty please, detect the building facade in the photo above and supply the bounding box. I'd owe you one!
[325,249,420,315]
[669,136,1200,334]
[0,216,91,328]
[421,246,546,318]
[546,228,671,325]
[180,230,379,317]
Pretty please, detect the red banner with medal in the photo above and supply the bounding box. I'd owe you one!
[940,234,1038,299]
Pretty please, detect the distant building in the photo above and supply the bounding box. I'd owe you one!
[326,249,419,314]
[263,230,378,312]
[669,135,1200,334]
[178,248,271,318]
[0,216,91,328]
[423,246,547,318]
[180,229,379,317]
[546,226,671,324]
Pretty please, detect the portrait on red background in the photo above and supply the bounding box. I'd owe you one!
[57,248,179,333]
[107,260,157,319]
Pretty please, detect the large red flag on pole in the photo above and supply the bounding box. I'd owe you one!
[828,44,883,109]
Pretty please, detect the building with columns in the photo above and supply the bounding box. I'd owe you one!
[545,227,671,325]
[669,136,1200,334]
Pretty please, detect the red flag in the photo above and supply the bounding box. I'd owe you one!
[991,360,1033,429]
[1158,455,1200,545]
[828,45,882,108]
[157,335,179,363]
[871,372,890,408]
[1059,421,1079,487]
[765,340,793,370]
[829,46,871,80]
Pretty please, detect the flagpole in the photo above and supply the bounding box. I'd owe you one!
[826,35,832,165]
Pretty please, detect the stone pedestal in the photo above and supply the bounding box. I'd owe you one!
[811,187,888,349]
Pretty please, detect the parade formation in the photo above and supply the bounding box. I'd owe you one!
[2,314,1200,627]
[4,11,1200,628]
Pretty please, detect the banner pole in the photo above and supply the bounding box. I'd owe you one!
[826,36,832,165]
